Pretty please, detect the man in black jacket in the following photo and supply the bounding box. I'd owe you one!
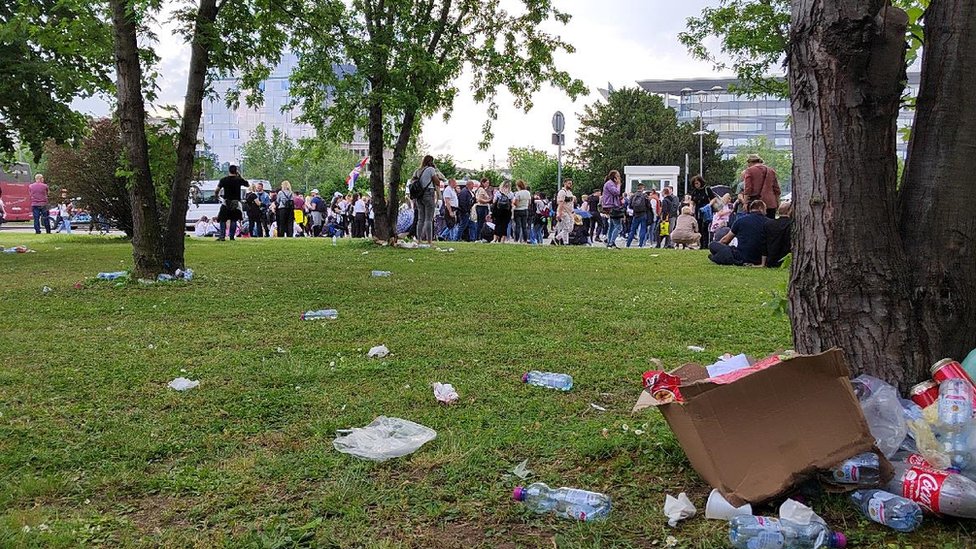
[764,201,792,268]
[456,180,476,241]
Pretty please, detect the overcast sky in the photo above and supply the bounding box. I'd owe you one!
[76,0,727,168]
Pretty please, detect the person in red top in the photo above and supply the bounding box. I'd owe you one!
[28,173,51,234]
[742,154,781,219]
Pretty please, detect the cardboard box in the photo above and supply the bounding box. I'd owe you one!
[633,349,888,505]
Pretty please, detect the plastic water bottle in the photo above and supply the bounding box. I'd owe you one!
[371,271,392,277]
[301,309,338,320]
[97,271,128,280]
[886,461,976,518]
[332,235,338,246]
[850,489,923,533]
[729,516,846,549]
[175,268,194,281]
[512,483,610,521]
[157,273,174,281]
[522,371,573,391]
[822,453,881,486]
[938,379,974,472]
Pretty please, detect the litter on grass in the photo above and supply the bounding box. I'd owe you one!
[687,346,706,353]
[590,403,608,412]
[333,416,436,462]
[510,459,533,480]
[433,382,459,404]
[3,246,35,253]
[663,492,696,527]
[367,345,390,358]
[168,377,200,391]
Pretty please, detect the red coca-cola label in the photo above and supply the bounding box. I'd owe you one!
[906,454,933,468]
[901,465,949,513]
[642,371,683,403]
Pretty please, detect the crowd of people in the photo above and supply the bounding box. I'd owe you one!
[76,153,790,268]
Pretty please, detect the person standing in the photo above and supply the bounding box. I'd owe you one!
[512,180,532,243]
[457,179,475,242]
[275,181,295,237]
[689,175,716,247]
[308,189,325,237]
[601,170,623,248]
[648,189,661,247]
[244,184,263,237]
[492,181,514,243]
[255,182,271,237]
[475,178,491,239]
[626,184,650,248]
[215,165,248,241]
[351,192,367,238]
[554,179,575,245]
[28,173,51,234]
[413,155,440,245]
[55,192,73,234]
[293,192,307,236]
[587,190,603,242]
[658,186,680,248]
[440,178,460,241]
[365,196,374,238]
[742,154,781,219]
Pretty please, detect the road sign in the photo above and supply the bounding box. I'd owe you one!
[552,111,565,134]
[551,133,565,146]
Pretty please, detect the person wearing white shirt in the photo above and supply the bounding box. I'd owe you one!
[440,178,460,241]
[351,193,368,238]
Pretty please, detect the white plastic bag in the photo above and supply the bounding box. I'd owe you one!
[663,492,696,527]
[853,374,909,458]
[433,383,459,404]
[333,416,436,462]
[168,377,199,391]
[367,345,390,358]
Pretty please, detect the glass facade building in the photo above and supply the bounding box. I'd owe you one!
[636,74,920,158]
[201,54,368,166]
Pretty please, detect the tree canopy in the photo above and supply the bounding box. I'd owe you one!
[573,88,737,189]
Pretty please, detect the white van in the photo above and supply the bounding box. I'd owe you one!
[185,179,271,229]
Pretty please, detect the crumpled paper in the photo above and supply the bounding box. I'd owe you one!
[168,377,199,391]
[433,382,459,404]
[779,498,825,525]
[367,345,390,358]
[664,492,697,527]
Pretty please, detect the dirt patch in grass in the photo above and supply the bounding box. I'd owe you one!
[124,494,193,534]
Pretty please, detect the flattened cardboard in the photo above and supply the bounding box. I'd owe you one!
[635,349,882,506]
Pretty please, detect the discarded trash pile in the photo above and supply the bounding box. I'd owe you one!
[94,268,194,284]
[634,349,976,545]
[2,246,35,253]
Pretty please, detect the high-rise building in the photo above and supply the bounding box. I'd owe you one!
[636,74,920,158]
[200,54,368,166]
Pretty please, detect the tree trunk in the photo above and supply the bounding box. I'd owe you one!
[788,2,923,388]
[367,99,392,242]
[162,0,220,272]
[110,0,164,278]
[898,0,976,367]
[386,109,418,238]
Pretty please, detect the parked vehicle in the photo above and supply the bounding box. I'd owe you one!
[0,163,33,222]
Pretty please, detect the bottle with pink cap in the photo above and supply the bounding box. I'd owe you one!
[512,483,610,521]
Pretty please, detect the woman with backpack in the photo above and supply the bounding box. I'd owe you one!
[411,155,440,245]
[690,175,716,248]
[491,181,514,243]
[275,181,296,237]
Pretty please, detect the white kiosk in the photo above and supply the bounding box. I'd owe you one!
[623,166,681,194]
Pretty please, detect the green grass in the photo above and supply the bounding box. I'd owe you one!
[0,234,972,548]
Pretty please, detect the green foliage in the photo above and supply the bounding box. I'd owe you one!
[734,136,793,193]
[239,123,298,187]
[434,155,461,180]
[288,137,361,196]
[0,0,113,161]
[574,88,738,188]
[680,0,928,98]
[509,146,587,198]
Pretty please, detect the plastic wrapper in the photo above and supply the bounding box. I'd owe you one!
[853,374,908,458]
[333,416,436,462]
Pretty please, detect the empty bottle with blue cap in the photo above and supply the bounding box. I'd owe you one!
[850,489,922,533]
[729,516,846,549]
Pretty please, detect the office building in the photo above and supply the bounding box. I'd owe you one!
[636,74,920,158]
[201,54,368,166]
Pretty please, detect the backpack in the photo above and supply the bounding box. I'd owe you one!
[409,167,431,200]
[631,192,648,214]
[315,198,328,213]
[699,204,714,224]
[281,191,295,209]
[495,193,512,212]
[527,197,538,219]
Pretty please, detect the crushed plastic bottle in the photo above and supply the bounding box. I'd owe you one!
[850,489,922,533]
[522,371,573,391]
[371,270,392,277]
[853,374,908,458]
[512,483,611,521]
[175,268,194,281]
[822,453,881,486]
[97,271,128,280]
[886,461,976,518]
[157,273,174,281]
[728,516,846,549]
[301,309,339,320]
[938,379,974,472]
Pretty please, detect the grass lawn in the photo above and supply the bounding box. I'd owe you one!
[0,234,973,548]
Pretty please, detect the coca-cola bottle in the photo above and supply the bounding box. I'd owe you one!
[885,461,976,518]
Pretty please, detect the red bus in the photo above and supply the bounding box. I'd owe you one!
[0,163,33,221]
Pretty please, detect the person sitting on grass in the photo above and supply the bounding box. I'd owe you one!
[194,216,218,237]
[708,200,769,266]
[764,201,793,268]
[670,206,701,250]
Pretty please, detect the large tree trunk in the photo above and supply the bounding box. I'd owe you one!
[386,109,418,237]
[162,0,220,272]
[898,0,976,367]
[110,0,164,278]
[788,2,923,388]
[367,99,392,242]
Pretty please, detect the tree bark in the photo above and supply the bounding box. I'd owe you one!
[386,109,418,239]
[788,2,922,388]
[367,98,392,242]
[898,0,976,367]
[110,0,164,277]
[162,0,220,271]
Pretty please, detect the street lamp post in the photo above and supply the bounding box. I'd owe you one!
[685,85,724,188]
